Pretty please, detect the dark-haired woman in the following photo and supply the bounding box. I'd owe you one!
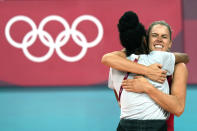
[102,11,188,131]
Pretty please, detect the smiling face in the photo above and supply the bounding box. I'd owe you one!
[148,24,172,51]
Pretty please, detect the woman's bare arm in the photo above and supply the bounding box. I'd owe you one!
[102,50,167,83]
[174,52,189,64]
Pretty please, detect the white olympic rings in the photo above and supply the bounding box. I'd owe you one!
[5,15,103,62]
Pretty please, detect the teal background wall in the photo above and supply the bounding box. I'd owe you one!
[0,85,196,131]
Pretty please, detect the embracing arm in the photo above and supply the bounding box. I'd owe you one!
[102,50,167,83]
[122,63,188,116]
[146,63,188,116]
[167,63,187,116]
[102,50,147,74]
[174,52,189,64]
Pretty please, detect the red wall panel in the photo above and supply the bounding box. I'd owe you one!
[0,0,182,86]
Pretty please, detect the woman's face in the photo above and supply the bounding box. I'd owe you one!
[148,24,172,51]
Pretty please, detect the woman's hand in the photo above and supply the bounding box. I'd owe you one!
[145,63,167,83]
[122,76,153,93]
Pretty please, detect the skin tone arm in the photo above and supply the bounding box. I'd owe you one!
[174,52,189,64]
[122,63,188,116]
[102,50,167,83]
[102,50,189,83]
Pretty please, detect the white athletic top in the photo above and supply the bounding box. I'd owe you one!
[108,51,175,120]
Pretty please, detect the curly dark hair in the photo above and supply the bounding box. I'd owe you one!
[118,11,150,56]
